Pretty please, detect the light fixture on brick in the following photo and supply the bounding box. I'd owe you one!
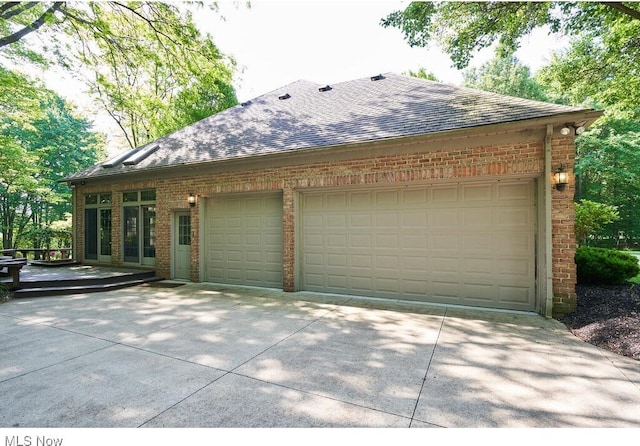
[188,193,196,207]
[554,165,569,191]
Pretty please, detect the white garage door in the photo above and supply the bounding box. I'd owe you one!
[300,180,536,311]
[205,192,283,288]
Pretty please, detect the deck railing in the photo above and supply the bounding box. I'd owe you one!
[1,248,73,261]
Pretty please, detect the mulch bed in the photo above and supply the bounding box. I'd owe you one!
[560,283,640,361]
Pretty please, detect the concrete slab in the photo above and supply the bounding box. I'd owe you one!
[143,373,411,428]
[413,314,640,427]
[0,344,225,427]
[234,310,444,418]
[1,283,639,428]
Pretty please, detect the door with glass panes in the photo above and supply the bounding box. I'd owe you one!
[122,190,156,266]
[173,211,191,280]
[84,193,112,263]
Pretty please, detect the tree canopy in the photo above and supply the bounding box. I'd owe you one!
[382,2,640,69]
[0,1,238,148]
[382,1,640,113]
[1,65,104,249]
[463,54,550,102]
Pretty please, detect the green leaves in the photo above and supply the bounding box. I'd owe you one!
[463,54,550,101]
[0,66,104,248]
[66,2,237,148]
[575,199,620,246]
[1,2,238,149]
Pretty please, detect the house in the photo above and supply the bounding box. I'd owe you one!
[64,73,602,318]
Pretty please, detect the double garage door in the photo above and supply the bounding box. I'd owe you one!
[204,180,536,312]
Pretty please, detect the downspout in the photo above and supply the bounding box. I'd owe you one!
[544,124,554,318]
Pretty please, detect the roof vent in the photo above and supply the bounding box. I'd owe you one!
[278,93,291,100]
[318,85,332,92]
[370,74,385,81]
[240,100,252,107]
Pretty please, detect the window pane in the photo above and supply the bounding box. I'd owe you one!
[100,194,112,204]
[100,209,112,256]
[140,190,156,201]
[143,205,156,258]
[123,191,138,202]
[84,208,98,260]
[123,206,139,262]
[85,194,98,205]
[178,215,191,245]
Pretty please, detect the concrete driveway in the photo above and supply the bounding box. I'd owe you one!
[1,282,639,428]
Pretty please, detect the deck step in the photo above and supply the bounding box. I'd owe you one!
[12,273,163,298]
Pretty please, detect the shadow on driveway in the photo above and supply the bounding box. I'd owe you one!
[1,283,639,428]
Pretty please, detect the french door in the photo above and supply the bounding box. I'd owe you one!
[84,194,112,263]
[123,204,156,265]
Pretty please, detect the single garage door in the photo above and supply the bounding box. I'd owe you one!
[300,180,536,311]
[205,192,283,288]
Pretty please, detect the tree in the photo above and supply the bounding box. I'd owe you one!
[381,2,640,68]
[0,66,104,249]
[536,19,640,117]
[381,1,640,111]
[1,2,238,148]
[405,67,440,82]
[573,117,640,247]
[463,54,550,101]
[574,199,619,246]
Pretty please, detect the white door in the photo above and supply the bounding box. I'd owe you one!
[173,212,191,280]
[300,180,536,312]
[204,192,283,288]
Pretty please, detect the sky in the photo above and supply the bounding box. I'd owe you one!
[39,1,565,154]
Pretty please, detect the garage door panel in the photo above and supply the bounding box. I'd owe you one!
[432,186,458,203]
[462,183,493,202]
[301,181,536,311]
[499,286,531,304]
[376,213,399,227]
[205,193,283,288]
[462,208,493,228]
[497,182,532,201]
[327,234,347,247]
[351,234,372,248]
[351,255,372,268]
[431,210,458,227]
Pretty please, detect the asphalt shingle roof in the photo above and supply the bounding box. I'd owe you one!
[68,73,590,181]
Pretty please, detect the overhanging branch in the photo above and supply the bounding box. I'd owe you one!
[601,2,640,21]
[0,1,64,48]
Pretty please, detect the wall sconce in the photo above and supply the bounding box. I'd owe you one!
[554,165,569,191]
[188,193,196,207]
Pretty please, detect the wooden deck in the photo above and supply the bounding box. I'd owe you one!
[1,264,163,298]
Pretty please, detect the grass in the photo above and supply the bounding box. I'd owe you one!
[626,251,640,284]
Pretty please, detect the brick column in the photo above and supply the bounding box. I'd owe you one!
[282,187,296,291]
[551,136,578,317]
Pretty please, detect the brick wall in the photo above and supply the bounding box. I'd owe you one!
[550,137,578,316]
[74,133,577,316]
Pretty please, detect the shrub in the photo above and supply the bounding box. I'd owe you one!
[575,246,640,285]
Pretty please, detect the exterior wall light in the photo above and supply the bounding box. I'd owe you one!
[560,124,586,136]
[554,165,569,191]
[188,193,196,207]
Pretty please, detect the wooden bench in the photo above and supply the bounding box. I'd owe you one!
[0,258,28,289]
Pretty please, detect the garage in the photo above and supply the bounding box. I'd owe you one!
[300,180,536,311]
[204,192,283,288]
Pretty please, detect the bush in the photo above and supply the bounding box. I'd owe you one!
[575,246,640,285]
